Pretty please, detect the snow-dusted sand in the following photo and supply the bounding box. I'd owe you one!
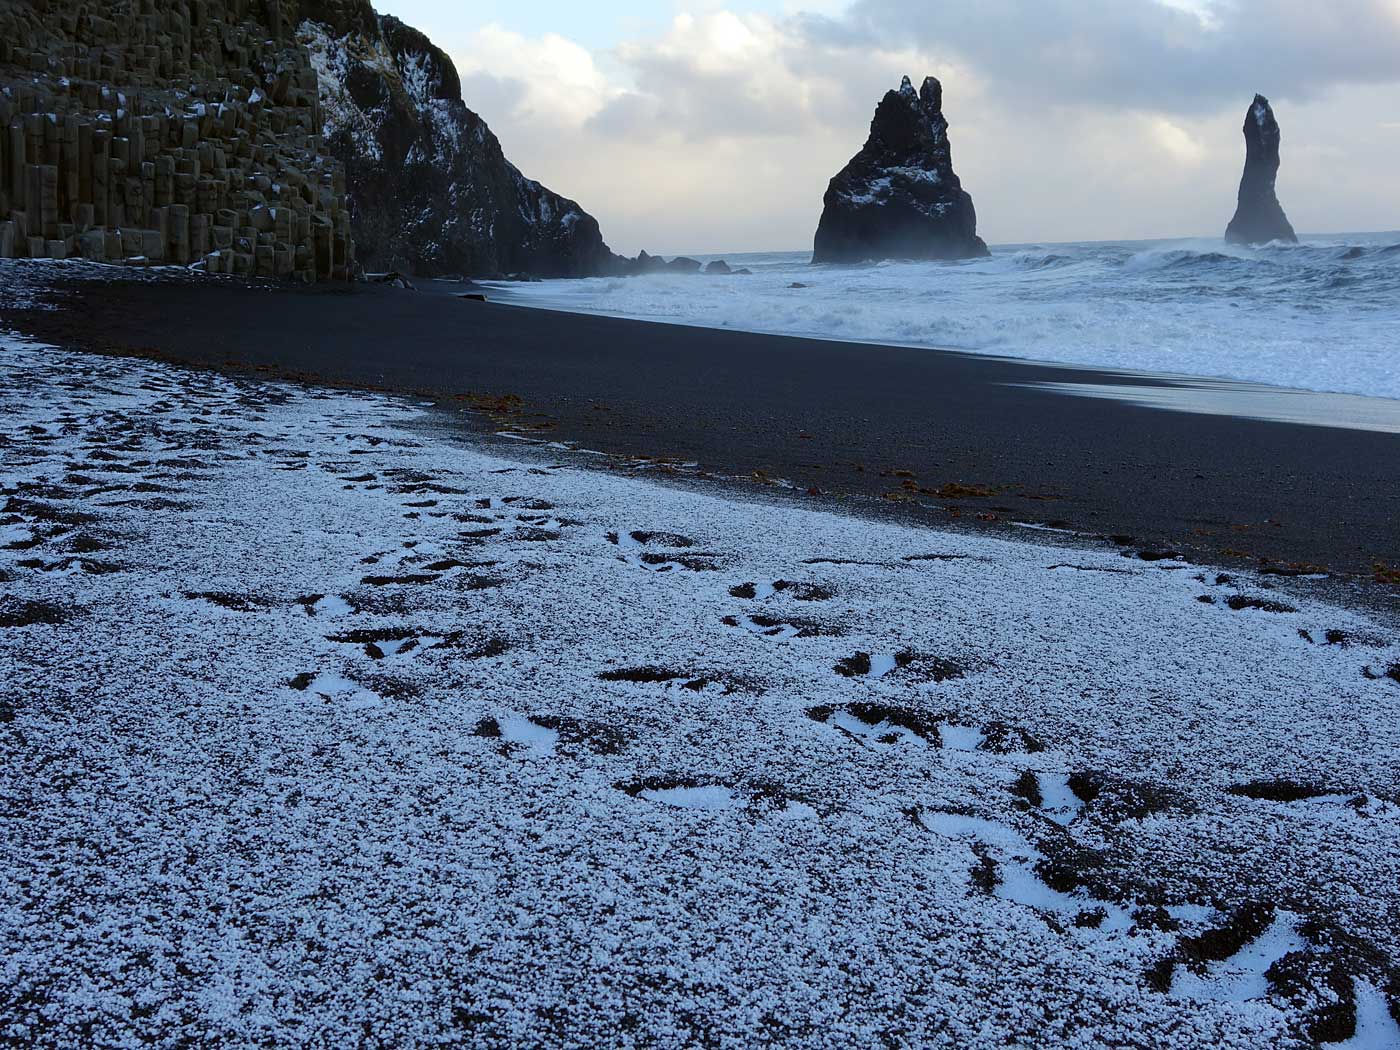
[2,334,1398,1048]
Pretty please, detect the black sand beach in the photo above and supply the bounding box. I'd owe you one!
[4,270,1398,578]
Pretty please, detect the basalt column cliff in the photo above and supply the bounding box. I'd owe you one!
[0,0,620,280]
[814,76,988,264]
[0,0,354,280]
[1225,94,1298,246]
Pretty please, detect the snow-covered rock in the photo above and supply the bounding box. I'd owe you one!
[298,0,619,278]
[813,76,988,263]
[1225,94,1298,246]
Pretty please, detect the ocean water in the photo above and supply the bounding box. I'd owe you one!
[487,235,1400,401]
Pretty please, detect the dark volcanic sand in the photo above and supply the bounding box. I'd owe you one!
[4,271,1398,578]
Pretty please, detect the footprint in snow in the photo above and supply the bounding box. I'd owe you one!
[287,671,383,710]
[297,594,353,618]
[913,808,1133,932]
[608,529,720,572]
[473,715,559,758]
[326,627,459,660]
[1361,662,1400,686]
[729,580,834,602]
[1012,771,1085,825]
[1054,771,1195,822]
[1324,981,1400,1049]
[809,702,940,746]
[722,612,834,640]
[1227,780,1390,816]
[833,650,966,683]
[1163,908,1308,1003]
[809,704,1044,754]
[0,523,40,550]
[722,579,837,638]
[1296,628,1389,650]
[834,650,912,678]
[476,714,626,757]
[617,777,816,818]
[1142,898,1384,1045]
[1196,593,1298,613]
[502,496,554,511]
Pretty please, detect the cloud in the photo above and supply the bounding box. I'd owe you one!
[586,12,894,140]
[572,1,1400,147]
[450,24,617,130]
[439,3,1400,254]
[1150,118,1207,165]
[833,0,1400,113]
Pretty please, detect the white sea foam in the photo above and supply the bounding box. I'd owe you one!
[488,234,1400,401]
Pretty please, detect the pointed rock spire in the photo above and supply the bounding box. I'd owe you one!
[813,75,988,263]
[1225,94,1298,245]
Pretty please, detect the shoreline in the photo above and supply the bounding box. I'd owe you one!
[480,277,1400,416]
[1,262,1397,581]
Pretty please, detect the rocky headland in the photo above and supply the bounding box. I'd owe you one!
[0,0,622,280]
[299,0,616,278]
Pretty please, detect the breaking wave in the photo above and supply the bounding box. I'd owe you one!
[488,233,1400,401]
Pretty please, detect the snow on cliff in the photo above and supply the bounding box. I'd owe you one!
[297,4,618,277]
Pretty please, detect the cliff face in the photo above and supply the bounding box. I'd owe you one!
[298,1,619,278]
[813,76,987,264]
[1225,94,1298,246]
[0,0,619,281]
[0,0,353,280]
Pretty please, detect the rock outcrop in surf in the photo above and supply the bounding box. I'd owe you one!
[813,76,988,264]
[1224,94,1298,246]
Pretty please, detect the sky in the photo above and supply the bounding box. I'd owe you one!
[375,0,1400,255]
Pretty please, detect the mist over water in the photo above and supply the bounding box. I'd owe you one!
[491,234,1400,401]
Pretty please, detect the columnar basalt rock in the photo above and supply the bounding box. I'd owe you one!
[1225,94,1298,246]
[0,0,353,281]
[813,76,988,264]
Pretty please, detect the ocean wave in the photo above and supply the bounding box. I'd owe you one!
[1121,245,1263,274]
[488,234,1400,401]
[999,251,1072,270]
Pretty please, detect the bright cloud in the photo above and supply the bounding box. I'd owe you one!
[452,24,617,129]
[432,1,1400,254]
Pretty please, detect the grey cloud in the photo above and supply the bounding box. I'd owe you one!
[836,0,1400,112]
[459,70,530,122]
[590,1,1400,150]
[590,58,820,141]
[586,91,662,138]
[587,22,917,143]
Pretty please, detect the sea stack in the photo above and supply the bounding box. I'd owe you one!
[813,76,988,263]
[1224,94,1298,245]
